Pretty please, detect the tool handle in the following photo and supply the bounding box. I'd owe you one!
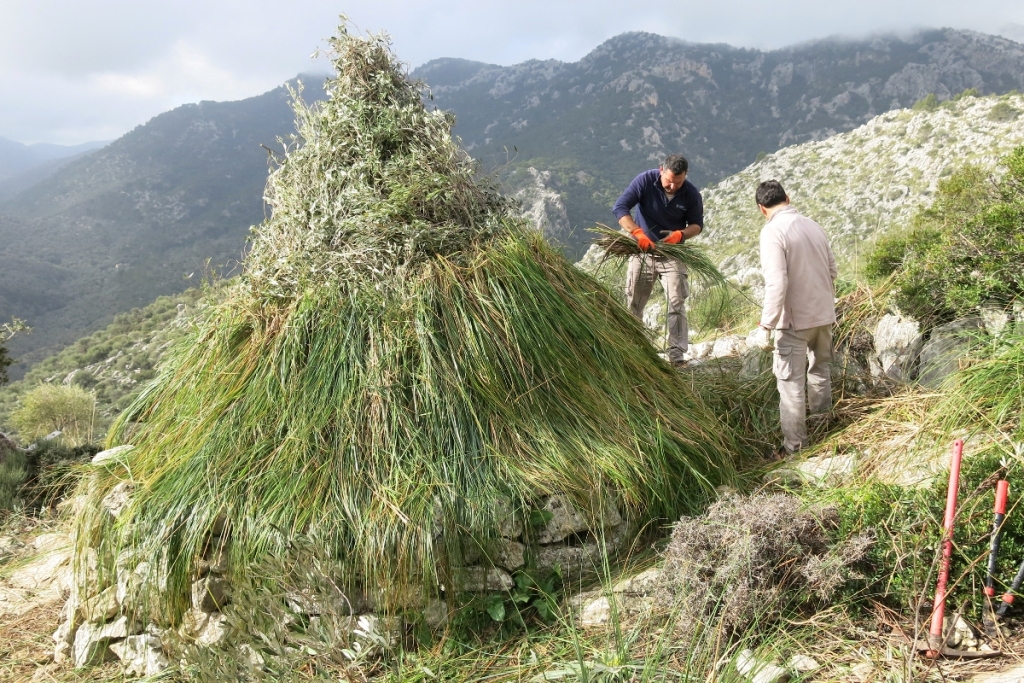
[998,555,1024,617]
[986,480,1010,596]
[930,440,964,646]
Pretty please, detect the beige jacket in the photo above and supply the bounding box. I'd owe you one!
[759,205,837,331]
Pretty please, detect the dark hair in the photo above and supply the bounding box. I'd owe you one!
[662,154,688,175]
[755,180,788,208]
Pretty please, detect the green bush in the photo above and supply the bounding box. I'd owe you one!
[866,147,1024,326]
[10,384,97,446]
[0,442,28,511]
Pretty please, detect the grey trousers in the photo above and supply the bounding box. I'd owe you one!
[773,325,833,453]
[625,254,689,361]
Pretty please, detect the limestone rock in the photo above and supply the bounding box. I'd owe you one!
[191,575,231,612]
[492,539,526,570]
[735,649,791,683]
[872,313,922,382]
[101,481,134,518]
[116,560,150,607]
[81,585,120,624]
[195,612,230,647]
[454,566,514,592]
[612,567,661,595]
[91,444,135,466]
[72,616,129,668]
[423,599,449,629]
[786,654,820,673]
[110,634,169,677]
[536,542,602,571]
[579,595,611,627]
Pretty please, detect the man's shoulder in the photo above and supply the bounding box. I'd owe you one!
[631,168,660,184]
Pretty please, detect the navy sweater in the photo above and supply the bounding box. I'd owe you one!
[612,169,704,242]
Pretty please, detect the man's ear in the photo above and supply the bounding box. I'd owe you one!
[758,204,767,217]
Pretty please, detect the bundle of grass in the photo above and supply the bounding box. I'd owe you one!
[76,25,738,626]
[589,224,727,288]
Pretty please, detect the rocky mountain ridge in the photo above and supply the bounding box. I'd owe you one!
[414,28,1024,253]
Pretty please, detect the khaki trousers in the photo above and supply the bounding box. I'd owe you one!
[625,254,689,362]
[773,325,833,453]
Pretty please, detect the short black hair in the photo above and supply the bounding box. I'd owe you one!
[755,180,787,208]
[662,154,688,175]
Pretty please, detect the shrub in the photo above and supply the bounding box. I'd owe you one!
[10,384,97,446]
[866,148,1024,325]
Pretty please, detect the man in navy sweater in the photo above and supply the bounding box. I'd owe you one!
[612,154,704,366]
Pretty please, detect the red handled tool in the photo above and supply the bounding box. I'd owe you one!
[986,480,1010,598]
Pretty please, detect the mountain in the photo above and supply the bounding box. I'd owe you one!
[413,28,1024,254]
[0,137,109,180]
[0,75,328,375]
[0,138,110,202]
[699,92,1024,285]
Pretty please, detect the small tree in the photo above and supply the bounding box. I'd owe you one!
[867,147,1024,326]
[10,384,97,446]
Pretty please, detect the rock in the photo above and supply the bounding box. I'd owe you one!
[101,481,134,518]
[32,532,70,553]
[91,444,135,466]
[735,649,791,683]
[195,612,229,647]
[536,542,602,571]
[534,494,622,543]
[191,575,231,612]
[181,607,210,638]
[612,567,661,595]
[872,313,922,382]
[72,616,129,667]
[454,566,514,592]
[711,334,749,359]
[198,543,229,576]
[117,560,150,607]
[109,634,169,676]
[786,654,820,673]
[579,595,612,627]
[949,614,979,649]
[52,619,75,664]
[81,585,120,624]
[851,661,874,683]
[980,304,1012,337]
[423,599,448,629]
[492,539,526,570]
[239,643,266,669]
[494,497,524,539]
[918,317,983,387]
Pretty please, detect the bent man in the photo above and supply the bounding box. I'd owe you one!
[756,180,837,455]
[612,154,703,366]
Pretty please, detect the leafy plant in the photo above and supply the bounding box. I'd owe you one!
[9,383,97,446]
[866,147,1024,325]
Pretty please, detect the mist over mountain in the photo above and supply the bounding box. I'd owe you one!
[414,28,1024,253]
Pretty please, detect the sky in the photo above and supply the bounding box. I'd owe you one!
[1,0,1023,146]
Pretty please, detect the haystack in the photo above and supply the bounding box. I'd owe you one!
[76,25,737,623]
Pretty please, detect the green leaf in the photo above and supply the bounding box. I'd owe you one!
[485,595,506,622]
[529,509,554,527]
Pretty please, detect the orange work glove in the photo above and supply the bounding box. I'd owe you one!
[631,228,655,252]
[663,230,684,244]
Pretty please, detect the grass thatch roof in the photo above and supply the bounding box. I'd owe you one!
[77,25,739,623]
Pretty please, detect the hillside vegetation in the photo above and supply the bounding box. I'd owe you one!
[701,92,1024,283]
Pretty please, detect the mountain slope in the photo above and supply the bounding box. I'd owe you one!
[413,29,1024,253]
[700,93,1024,284]
[0,75,328,373]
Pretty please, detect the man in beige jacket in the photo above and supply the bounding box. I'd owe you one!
[755,180,837,455]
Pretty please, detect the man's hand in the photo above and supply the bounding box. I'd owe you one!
[750,326,773,352]
[631,228,655,252]
[663,230,684,245]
